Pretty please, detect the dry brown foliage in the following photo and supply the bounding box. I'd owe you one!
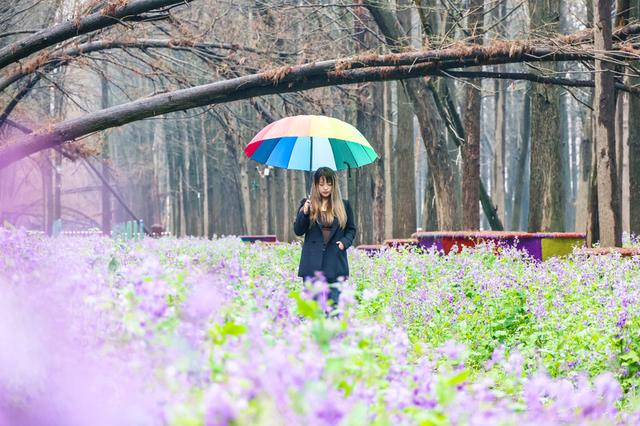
[101,0,129,16]
[262,65,293,85]
[20,52,53,75]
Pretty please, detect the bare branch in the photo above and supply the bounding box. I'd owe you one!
[0,0,194,72]
[6,20,640,169]
[438,69,640,93]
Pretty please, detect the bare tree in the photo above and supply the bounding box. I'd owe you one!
[592,0,622,246]
[462,0,484,230]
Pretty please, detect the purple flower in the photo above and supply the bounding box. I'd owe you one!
[204,384,236,426]
[438,340,466,360]
[594,372,622,411]
[506,350,524,377]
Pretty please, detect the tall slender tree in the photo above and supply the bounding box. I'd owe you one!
[628,0,640,236]
[463,0,484,230]
[528,0,565,232]
[592,0,622,246]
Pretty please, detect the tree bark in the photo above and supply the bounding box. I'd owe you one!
[354,5,386,243]
[593,0,622,247]
[493,77,506,226]
[100,74,111,234]
[628,0,640,236]
[528,0,564,232]
[421,173,438,231]
[383,81,394,239]
[462,0,483,230]
[391,0,416,238]
[576,115,593,232]
[41,152,53,234]
[512,87,531,230]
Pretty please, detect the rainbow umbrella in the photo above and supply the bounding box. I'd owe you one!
[244,115,377,172]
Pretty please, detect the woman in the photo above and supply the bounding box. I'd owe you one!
[294,167,356,309]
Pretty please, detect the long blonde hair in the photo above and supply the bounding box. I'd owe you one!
[309,167,347,229]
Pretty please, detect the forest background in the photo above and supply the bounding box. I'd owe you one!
[0,0,637,247]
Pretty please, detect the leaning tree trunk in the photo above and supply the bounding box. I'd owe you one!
[528,0,565,232]
[592,0,622,246]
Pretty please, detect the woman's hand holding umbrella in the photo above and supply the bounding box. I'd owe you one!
[302,199,311,215]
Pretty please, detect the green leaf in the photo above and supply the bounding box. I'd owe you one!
[290,291,321,319]
[209,321,247,345]
[222,321,247,336]
[435,378,454,406]
[621,350,640,365]
[446,370,470,386]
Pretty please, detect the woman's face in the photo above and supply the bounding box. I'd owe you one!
[317,176,333,199]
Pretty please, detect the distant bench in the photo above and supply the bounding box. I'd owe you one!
[355,244,384,256]
[356,238,419,256]
[412,231,586,261]
[239,235,277,244]
[383,238,418,249]
[576,247,640,257]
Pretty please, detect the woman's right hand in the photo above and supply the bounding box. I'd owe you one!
[302,198,311,215]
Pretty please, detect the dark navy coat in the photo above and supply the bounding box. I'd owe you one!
[294,199,356,281]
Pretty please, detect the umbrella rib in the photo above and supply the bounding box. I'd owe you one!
[309,136,313,171]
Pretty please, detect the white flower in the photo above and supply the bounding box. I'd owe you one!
[362,288,379,301]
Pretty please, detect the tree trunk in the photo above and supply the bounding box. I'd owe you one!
[41,152,53,234]
[392,0,416,238]
[395,81,417,237]
[512,87,531,230]
[383,81,394,239]
[616,91,628,233]
[528,0,564,232]
[493,77,506,226]
[628,1,640,236]
[101,75,111,234]
[592,0,622,246]
[575,127,593,232]
[363,1,460,230]
[462,0,483,230]
[354,5,386,243]
[202,123,209,238]
[273,167,286,241]
[587,135,600,246]
[53,149,61,225]
[355,82,385,243]
[421,173,438,231]
[179,168,186,237]
[559,0,574,232]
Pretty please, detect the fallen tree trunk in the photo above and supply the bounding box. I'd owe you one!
[3,28,640,169]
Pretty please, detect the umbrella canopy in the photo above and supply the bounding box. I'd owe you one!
[244,115,377,171]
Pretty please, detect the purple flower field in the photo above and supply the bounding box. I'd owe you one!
[1,228,640,425]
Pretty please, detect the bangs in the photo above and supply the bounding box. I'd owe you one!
[314,167,336,185]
